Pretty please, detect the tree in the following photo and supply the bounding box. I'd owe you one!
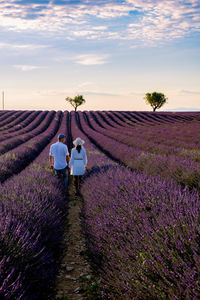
[65,94,86,111]
[144,92,167,112]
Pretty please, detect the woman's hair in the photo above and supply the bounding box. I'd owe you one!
[76,145,82,153]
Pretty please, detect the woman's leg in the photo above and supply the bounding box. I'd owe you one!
[78,176,82,190]
[74,176,79,194]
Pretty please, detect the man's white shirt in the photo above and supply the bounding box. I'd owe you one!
[49,142,69,170]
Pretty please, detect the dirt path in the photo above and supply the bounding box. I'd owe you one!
[54,179,99,300]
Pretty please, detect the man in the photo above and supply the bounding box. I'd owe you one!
[49,133,70,189]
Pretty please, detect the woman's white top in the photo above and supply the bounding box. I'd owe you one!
[69,147,87,176]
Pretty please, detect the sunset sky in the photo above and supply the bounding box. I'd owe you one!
[0,0,200,111]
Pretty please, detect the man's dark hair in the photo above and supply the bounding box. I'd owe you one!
[59,137,65,142]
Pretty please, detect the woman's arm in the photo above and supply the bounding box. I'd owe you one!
[83,149,87,166]
[68,149,74,168]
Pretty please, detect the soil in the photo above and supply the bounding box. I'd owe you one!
[53,178,99,300]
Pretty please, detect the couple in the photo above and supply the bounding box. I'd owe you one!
[49,134,87,195]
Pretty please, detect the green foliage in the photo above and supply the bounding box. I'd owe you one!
[144,92,167,111]
[65,94,86,111]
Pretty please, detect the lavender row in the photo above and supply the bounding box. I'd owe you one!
[93,110,153,129]
[0,110,41,139]
[85,112,200,161]
[81,166,200,299]
[84,111,200,163]
[125,111,171,124]
[121,118,200,148]
[105,111,160,127]
[94,111,200,130]
[116,111,162,125]
[114,112,200,147]
[0,111,69,299]
[101,111,200,136]
[91,111,200,149]
[0,111,33,133]
[0,111,61,183]
[121,111,200,124]
[70,112,200,298]
[78,112,200,192]
[0,111,50,154]
[103,111,137,127]
[0,110,19,124]
[94,111,125,128]
[115,111,161,125]
[0,111,28,130]
[99,111,174,128]
[89,111,200,153]
[111,111,166,125]
[0,110,11,120]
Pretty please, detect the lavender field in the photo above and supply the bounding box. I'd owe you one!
[0,110,200,299]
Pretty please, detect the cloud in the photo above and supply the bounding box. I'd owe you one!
[78,81,94,87]
[79,91,121,97]
[125,0,200,44]
[92,26,108,30]
[34,89,68,96]
[179,89,200,95]
[54,53,110,65]
[0,42,48,50]
[129,91,146,96]
[75,54,110,65]
[0,0,199,46]
[70,25,108,40]
[13,64,44,71]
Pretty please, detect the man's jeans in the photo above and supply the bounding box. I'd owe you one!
[55,167,68,189]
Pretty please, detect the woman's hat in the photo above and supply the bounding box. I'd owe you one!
[73,137,85,146]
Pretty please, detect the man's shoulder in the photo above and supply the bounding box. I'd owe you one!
[50,142,58,148]
[51,142,68,150]
[61,143,68,149]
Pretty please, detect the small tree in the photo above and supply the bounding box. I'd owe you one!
[144,92,167,112]
[65,94,86,111]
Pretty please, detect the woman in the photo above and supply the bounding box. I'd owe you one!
[69,137,87,195]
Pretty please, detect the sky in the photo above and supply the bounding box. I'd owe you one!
[0,0,200,111]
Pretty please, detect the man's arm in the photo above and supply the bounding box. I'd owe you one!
[65,145,70,164]
[49,156,54,169]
